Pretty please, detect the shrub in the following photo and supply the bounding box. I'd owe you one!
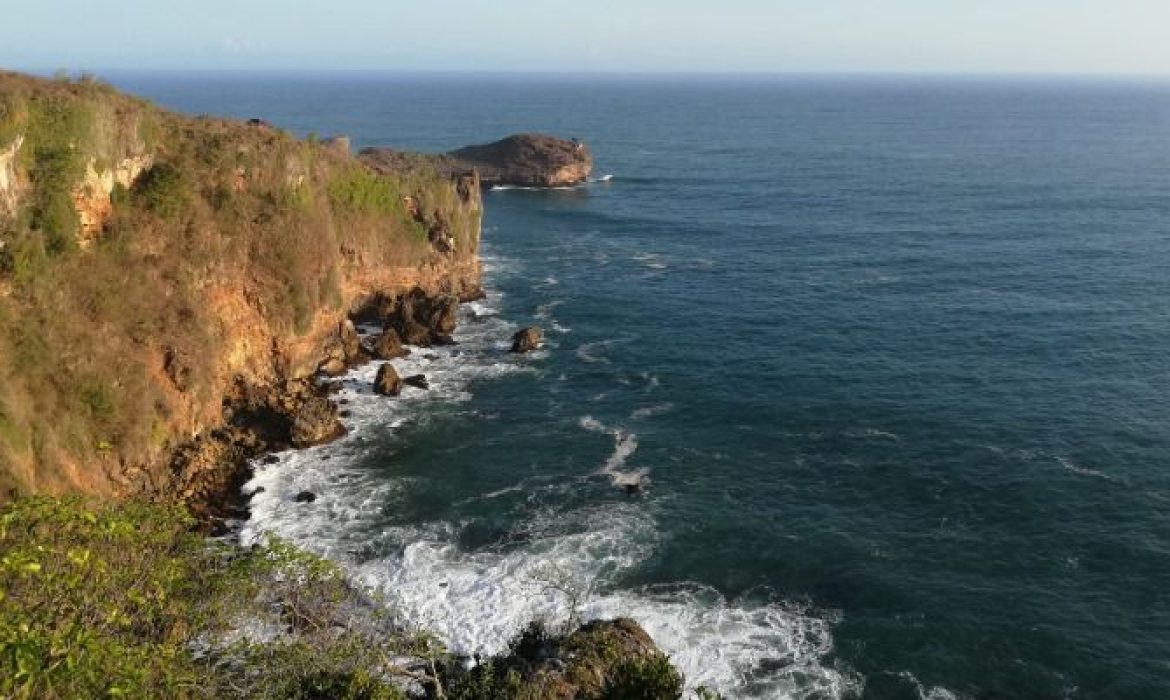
[327,166,404,216]
[601,653,685,700]
[0,497,415,699]
[132,161,190,220]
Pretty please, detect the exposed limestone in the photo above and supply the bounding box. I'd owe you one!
[73,154,153,244]
[0,135,23,219]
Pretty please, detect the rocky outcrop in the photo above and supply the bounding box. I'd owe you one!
[366,328,409,360]
[360,133,593,189]
[168,377,344,525]
[73,154,153,244]
[366,287,461,348]
[373,364,401,396]
[0,135,23,219]
[451,618,678,699]
[451,134,592,187]
[511,326,542,353]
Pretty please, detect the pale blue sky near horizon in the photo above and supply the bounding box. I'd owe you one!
[3,0,1169,75]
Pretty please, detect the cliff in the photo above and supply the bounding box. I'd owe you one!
[0,72,694,700]
[361,133,593,188]
[0,71,482,502]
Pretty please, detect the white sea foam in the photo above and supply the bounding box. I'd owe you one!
[241,259,862,699]
[575,337,635,365]
[1055,455,1116,482]
[249,481,858,698]
[578,415,648,487]
[490,184,578,192]
[576,340,613,365]
[632,402,676,420]
[846,427,903,442]
[633,251,669,270]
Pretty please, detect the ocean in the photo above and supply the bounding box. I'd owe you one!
[109,73,1170,699]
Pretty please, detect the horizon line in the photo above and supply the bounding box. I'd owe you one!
[6,66,1170,81]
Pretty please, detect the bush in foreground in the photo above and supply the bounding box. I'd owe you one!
[0,497,418,699]
[0,497,697,699]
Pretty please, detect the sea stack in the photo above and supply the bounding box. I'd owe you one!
[360,133,593,188]
[449,134,593,187]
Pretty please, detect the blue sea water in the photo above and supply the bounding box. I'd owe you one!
[111,73,1170,699]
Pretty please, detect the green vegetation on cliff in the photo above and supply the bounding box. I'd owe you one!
[0,72,480,498]
[0,497,692,699]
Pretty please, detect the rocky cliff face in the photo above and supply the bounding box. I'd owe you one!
[0,135,22,219]
[0,72,482,502]
[72,153,153,244]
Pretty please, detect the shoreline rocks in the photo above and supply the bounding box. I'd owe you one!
[403,374,429,390]
[374,363,402,396]
[367,328,409,360]
[511,326,542,353]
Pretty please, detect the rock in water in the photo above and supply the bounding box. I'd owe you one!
[374,363,401,396]
[294,491,316,503]
[450,134,593,187]
[511,327,542,354]
[359,133,593,188]
[403,374,429,390]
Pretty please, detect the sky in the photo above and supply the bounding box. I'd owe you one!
[3,0,1170,75]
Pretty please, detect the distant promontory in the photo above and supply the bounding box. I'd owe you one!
[361,133,593,188]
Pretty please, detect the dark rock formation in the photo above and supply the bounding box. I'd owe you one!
[360,133,592,189]
[375,288,461,347]
[319,320,366,375]
[367,328,409,360]
[403,374,429,390]
[170,377,344,529]
[451,134,593,187]
[374,364,401,396]
[289,396,346,448]
[294,490,317,503]
[450,618,676,699]
[511,327,542,354]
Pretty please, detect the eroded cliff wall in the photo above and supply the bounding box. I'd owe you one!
[0,72,482,499]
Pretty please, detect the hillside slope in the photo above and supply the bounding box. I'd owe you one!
[0,72,482,501]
